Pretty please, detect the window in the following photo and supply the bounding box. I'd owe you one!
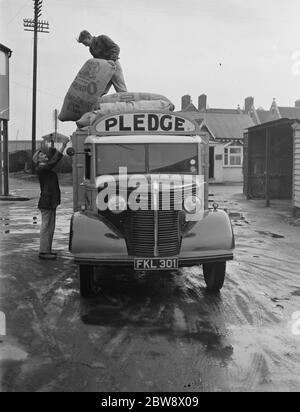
[85,149,91,180]
[96,143,198,175]
[148,144,198,174]
[224,146,243,167]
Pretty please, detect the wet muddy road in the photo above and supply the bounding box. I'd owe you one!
[1,179,300,392]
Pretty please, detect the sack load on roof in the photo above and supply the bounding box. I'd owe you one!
[76,99,175,128]
[58,58,115,122]
[97,91,175,109]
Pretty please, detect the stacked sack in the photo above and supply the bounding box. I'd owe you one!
[76,92,175,128]
[59,59,116,122]
[98,92,175,107]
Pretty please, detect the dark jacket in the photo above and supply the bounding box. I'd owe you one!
[89,35,120,61]
[36,151,63,210]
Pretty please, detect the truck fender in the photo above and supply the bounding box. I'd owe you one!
[69,212,127,255]
[181,209,235,253]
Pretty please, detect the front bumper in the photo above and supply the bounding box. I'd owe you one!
[74,252,234,267]
[70,209,235,267]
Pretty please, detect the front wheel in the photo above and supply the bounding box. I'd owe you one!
[79,265,96,298]
[203,262,226,292]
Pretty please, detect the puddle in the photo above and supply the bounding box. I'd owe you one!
[256,231,285,239]
[263,292,290,303]
[229,212,243,219]
[0,197,30,202]
[1,215,40,234]
[0,343,28,362]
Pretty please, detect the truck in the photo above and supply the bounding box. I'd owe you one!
[68,103,235,297]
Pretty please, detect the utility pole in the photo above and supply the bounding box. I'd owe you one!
[0,43,12,197]
[23,0,49,162]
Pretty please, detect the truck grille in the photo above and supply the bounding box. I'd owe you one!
[157,210,181,256]
[125,209,181,257]
[124,184,197,257]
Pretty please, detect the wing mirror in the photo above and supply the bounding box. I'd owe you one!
[66,147,76,157]
[66,147,91,157]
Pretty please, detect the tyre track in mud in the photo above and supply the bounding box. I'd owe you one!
[0,238,79,391]
[217,205,300,392]
[184,268,272,392]
[1,231,299,392]
[1,186,300,391]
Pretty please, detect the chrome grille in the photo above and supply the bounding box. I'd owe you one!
[157,210,180,256]
[126,210,155,256]
[124,185,197,258]
[125,209,180,257]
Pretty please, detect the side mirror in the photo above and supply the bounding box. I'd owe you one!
[66,147,76,157]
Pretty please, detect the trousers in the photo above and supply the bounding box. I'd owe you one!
[39,209,56,253]
[103,60,127,94]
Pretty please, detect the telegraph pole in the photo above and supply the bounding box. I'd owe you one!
[23,0,49,162]
[0,43,12,197]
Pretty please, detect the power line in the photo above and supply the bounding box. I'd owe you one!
[0,0,31,34]
[11,80,63,99]
[23,0,50,161]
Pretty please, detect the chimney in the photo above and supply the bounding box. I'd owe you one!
[198,94,207,111]
[181,95,191,110]
[244,96,254,114]
[295,100,300,108]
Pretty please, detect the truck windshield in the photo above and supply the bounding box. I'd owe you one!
[96,143,198,175]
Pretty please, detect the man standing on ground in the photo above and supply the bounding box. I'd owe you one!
[32,138,69,260]
[77,30,127,94]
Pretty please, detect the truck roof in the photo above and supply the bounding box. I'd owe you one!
[85,135,204,144]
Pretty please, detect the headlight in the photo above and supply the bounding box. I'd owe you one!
[108,195,127,214]
[184,195,202,214]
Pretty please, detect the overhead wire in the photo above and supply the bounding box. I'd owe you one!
[0,0,32,35]
[11,80,63,100]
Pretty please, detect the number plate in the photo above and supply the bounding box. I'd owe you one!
[134,258,179,270]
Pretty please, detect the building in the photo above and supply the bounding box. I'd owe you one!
[8,140,43,153]
[178,94,255,183]
[245,98,300,125]
[7,132,68,172]
[267,99,300,123]
[4,140,42,172]
[42,132,69,150]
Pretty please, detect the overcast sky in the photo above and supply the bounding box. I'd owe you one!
[1,0,300,140]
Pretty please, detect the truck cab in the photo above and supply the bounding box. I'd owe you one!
[69,109,235,297]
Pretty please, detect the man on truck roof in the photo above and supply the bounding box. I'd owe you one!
[77,30,127,95]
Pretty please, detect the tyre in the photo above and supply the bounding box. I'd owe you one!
[203,262,226,292]
[79,265,96,298]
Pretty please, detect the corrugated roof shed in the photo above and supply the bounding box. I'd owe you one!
[294,122,300,211]
[0,43,12,56]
